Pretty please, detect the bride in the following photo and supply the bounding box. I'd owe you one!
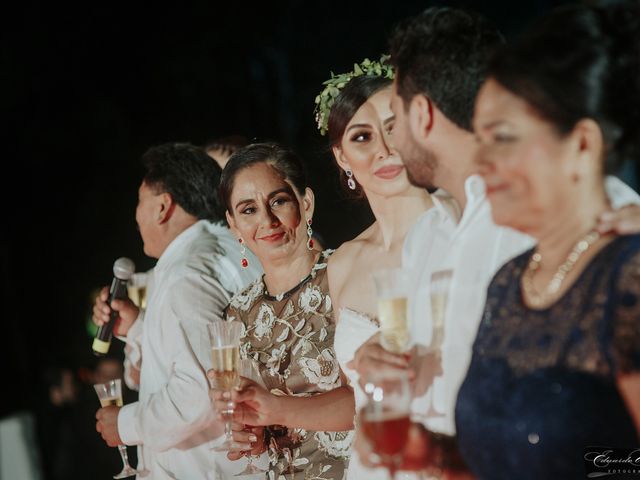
[315,57,448,479]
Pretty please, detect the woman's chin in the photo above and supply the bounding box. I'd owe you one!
[258,239,300,262]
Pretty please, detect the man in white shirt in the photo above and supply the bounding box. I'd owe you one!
[353,5,640,450]
[93,143,261,479]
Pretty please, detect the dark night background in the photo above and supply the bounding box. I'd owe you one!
[2,1,638,478]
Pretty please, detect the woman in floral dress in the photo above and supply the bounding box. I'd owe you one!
[212,143,353,479]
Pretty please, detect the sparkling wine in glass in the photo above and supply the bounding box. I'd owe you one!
[209,320,243,452]
[425,269,452,419]
[360,369,413,479]
[127,272,149,309]
[93,379,145,479]
[372,268,411,354]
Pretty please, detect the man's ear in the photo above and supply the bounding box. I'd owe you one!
[157,192,175,224]
[409,94,434,145]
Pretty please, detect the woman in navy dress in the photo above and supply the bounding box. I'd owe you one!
[456,2,640,479]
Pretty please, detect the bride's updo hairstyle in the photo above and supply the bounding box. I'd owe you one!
[487,0,640,174]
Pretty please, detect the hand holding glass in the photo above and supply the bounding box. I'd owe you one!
[209,320,243,452]
[94,379,144,479]
[233,358,268,476]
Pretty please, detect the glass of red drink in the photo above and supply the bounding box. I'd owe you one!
[360,369,412,479]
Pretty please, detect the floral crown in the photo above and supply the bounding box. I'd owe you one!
[314,55,395,136]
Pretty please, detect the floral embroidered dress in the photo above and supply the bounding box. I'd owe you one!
[225,250,353,480]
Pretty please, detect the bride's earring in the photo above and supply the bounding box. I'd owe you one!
[346,169,356,190]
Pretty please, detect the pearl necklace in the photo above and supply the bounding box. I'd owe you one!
[522,229,601,308]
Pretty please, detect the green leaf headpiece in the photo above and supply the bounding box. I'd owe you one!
[314,54,395,136]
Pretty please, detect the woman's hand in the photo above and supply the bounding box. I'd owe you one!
[225,422,266,461]
[208,373,284,427]
[92,286,139,337]
[597,204,640,235]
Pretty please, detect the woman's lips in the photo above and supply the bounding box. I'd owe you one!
[374,164,404,179]
[258,232,285,242]
[485,183,508,195]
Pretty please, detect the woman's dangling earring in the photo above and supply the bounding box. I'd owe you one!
[238,238,248,268]
[306,218,314,250]
[346,169,356,190]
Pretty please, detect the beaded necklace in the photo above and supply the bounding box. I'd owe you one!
[522,229,601,308]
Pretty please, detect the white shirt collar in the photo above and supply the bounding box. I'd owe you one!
[155,219,207,273]
[463,174,486,209]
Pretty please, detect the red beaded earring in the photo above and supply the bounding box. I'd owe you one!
[306,218,314,250]
[238,238,248,268]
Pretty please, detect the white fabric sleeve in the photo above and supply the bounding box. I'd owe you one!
[117,310,145,392]
[118,270,231,450]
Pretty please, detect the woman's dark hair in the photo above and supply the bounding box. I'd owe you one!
[327,75,393,146]
[219,142,308,213]
[327,75,392,198]
[488,0,640,173]
[142,142,224,222]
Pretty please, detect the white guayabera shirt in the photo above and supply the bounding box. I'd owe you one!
[404,175,640,436]
[117,220,262,480]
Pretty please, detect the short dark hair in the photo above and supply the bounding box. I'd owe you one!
[219,143,308,213]
[203,134,249,156]
[141,142,224,222]
[488,1,640,173]
[389,6,504,131]
[327,75,392,199]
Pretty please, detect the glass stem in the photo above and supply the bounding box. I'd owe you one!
[117,445,131,467]
[223,410,234,441]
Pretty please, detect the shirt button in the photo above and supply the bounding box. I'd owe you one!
[528,433,540,445]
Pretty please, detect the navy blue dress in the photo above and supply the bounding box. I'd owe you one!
[455,235,640,480]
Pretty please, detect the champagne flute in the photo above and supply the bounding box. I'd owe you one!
[93,379,145,479]
[127,271,149,309]
[372,268,411,355]
[425,269,452,420]
[233,358,269,476]
[359,369,413,479]
[209,320,243,452]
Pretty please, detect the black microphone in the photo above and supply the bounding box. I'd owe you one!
[92,257,136,356]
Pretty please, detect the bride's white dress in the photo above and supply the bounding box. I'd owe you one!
[335,307,421,480]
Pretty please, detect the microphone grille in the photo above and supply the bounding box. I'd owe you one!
[113,257,136,280]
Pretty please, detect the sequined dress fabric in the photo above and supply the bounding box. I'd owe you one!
[456,235,640,480]
[225,251,352,479]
